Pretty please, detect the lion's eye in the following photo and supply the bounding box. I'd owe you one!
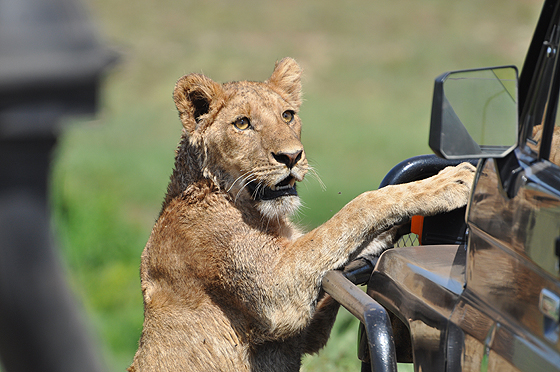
[233,117,251,130]
[282,110,294,123]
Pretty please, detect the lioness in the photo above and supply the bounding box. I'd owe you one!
[129,58,475,372]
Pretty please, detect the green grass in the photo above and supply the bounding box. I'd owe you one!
[51,0,541,370]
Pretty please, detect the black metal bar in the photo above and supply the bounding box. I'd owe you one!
[519,0,559,112]
[342,258,376,285]
[322,271,397,372]
[379,154,478,189]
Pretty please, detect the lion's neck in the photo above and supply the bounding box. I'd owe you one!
[162,133,205,212]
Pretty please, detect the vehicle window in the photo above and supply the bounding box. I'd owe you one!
[552,106,560,165]
[527,102,560,166]
[523,22,560,163]
[526,122,544,158]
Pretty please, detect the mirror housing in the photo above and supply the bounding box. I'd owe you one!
[429,66,519,159]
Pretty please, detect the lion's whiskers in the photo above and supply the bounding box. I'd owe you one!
[305,164,325,191]
[227,170,253,193]
[234,173,258,202]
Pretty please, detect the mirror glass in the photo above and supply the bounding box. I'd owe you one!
[430,66,518,159]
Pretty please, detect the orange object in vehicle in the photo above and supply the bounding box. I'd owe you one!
[410,215,424,245]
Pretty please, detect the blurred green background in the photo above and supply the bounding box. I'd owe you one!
[50,0,541,370]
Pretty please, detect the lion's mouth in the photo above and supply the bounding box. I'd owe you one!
[247,176,298,201]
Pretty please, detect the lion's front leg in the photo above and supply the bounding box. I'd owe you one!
[266,163,475,336]
[289,162,476,268]
[355,225,401,259]
[233,163,475,350]
[301,293,341,355]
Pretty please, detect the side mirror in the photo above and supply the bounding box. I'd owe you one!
[429,66,519,159]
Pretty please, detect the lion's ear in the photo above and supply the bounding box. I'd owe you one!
[266,57,302,108]
[173,73,224,134]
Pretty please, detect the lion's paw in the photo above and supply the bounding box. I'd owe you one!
[422,162,476,214]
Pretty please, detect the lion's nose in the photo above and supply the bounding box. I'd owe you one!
[272,150,303,169]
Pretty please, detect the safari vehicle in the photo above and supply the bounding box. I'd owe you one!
[323,0,560,371]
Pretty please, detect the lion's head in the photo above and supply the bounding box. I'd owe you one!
[172,58,309,219]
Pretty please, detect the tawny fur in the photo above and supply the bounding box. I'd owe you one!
[128,57,476,372]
